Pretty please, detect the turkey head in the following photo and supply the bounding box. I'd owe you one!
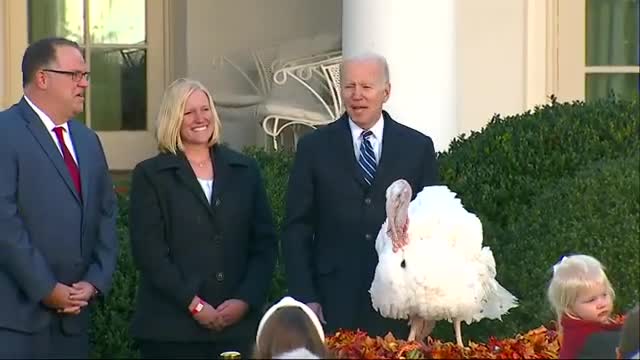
[385,179,412,252]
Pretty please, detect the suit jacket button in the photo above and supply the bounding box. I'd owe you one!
[215,198,221,207]
[364,198,372,205]
[216,272,224,282]
[365,233,372,240]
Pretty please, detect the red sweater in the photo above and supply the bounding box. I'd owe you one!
[559,315,622,359]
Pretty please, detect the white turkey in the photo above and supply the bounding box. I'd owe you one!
[369,179,518,347]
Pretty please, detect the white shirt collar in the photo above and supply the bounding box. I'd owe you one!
[348,113,384,142]
[23,95,70,133]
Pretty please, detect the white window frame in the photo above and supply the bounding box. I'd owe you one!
[556,0,639,101]
[2,0,174,169]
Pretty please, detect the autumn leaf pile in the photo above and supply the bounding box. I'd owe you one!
[326,315,625,359]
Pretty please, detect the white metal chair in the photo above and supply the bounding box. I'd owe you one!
[261,52,343,150]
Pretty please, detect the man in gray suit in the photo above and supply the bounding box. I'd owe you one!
[0,37,118,358]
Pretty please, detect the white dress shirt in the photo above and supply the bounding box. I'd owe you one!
[348,114,384,164]
[24,96,79,164]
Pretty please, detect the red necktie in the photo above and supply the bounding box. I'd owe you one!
[52,126,82,198]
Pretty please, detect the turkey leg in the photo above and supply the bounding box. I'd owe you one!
[454,318,464,347]
[408,317,436,342]
[408,317,421,342]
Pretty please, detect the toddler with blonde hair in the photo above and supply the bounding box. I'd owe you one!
[548,254,623,359]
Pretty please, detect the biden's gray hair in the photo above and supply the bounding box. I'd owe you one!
[341,51,390,84]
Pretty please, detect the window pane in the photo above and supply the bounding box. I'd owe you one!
[74,48,87,124]
[75,108,86,123]
[585,73,639,101]
[89,0,146,44]
[586,0,639,66]
[90,48,147,131]
[28,0,84,43]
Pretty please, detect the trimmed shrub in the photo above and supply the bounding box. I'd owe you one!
[90,192,139,358]
[438,96,639,229]
[497,155,640,336]
[242,147,294,233]
[431,96,639,341]
[243,147,294,304]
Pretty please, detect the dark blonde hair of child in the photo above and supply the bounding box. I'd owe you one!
[547,254,615,328]
[253,306,331,359]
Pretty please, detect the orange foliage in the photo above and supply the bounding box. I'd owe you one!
[326,315,625,359]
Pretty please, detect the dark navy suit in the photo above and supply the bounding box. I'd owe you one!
[281,111,439,338]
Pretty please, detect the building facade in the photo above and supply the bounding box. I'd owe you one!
[1,0,638,169]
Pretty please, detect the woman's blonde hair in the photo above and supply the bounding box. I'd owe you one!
[547,254,615,322]
[155,78,222,153]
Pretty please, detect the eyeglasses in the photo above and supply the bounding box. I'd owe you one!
[42,69,90,82]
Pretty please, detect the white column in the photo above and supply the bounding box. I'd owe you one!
[342,0,457,152]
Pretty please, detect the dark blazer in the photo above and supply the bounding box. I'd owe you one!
[281,111,439,337]
[129,144,277,342]
[577,329,621,359]
[0,98,118,335]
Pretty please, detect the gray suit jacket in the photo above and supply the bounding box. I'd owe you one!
[0,98,118,335]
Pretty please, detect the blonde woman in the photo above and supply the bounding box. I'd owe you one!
[548,254,623,359]
[128,78,277,359]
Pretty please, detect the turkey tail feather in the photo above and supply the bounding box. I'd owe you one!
[474,280,518,322]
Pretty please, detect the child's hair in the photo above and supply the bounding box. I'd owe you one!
[618,304,639,359]
[253,297,330,359]
[547,254,615,323]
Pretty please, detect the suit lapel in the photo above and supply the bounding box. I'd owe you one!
[19,99,82,204]
[154,153,213,215]
[173,153,215,216]
[172,145,240,217]
[173,146,237,216]
[211,145,229,211]
[331,115,369,189]
[69,121,90,211]
[373,112,403,189]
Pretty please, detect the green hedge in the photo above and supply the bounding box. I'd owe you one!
[430,96,639,342]
[89,97,639,357]
[498,155,640,336]
[242,148,294,304]
[90,193,138,358]
[438,96,638,228]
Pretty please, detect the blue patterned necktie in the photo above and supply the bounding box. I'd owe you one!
[358,130,377,185]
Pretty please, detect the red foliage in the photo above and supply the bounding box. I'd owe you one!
[326,316,625,359]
